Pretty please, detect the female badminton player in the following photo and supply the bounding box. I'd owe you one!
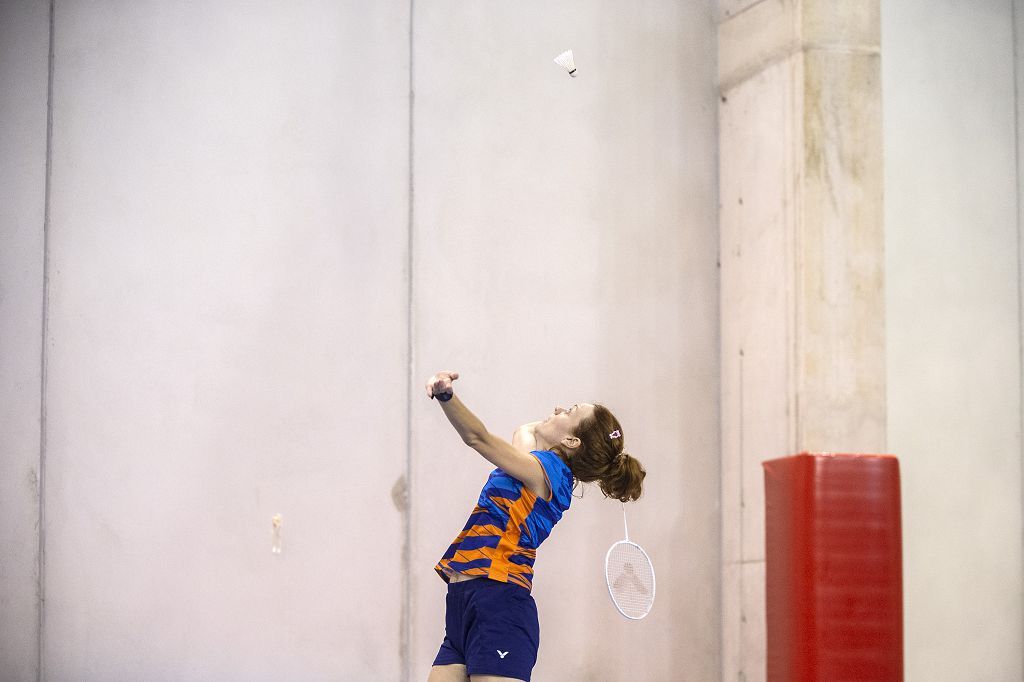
[425,370,646,682]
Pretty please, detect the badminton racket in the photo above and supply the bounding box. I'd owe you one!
[605,502,656,619]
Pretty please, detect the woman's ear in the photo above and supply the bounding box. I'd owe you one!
[561,435,581,450]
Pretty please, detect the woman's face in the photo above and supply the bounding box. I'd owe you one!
[534,403,595,449]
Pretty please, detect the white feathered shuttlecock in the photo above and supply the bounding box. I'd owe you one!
[554,49,577,77]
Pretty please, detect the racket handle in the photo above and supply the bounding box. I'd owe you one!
[433,391,453,402]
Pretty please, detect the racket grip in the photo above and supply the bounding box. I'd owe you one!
[433,391,453,402]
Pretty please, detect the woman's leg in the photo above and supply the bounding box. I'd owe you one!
[469,675,527,682]
[428,664,469,682]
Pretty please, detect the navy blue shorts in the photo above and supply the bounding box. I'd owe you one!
[432,577,540,681]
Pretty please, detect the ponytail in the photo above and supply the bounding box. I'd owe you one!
[552,404,646,502]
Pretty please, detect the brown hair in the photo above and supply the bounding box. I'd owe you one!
[552,404,645,502]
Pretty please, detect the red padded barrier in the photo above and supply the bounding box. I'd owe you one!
[763,453,903,681]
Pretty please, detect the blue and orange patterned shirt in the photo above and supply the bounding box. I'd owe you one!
[435,449,574,592]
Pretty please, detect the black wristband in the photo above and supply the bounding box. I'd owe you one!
[434,391,453,402]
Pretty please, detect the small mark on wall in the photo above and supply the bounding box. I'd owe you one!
[271,514,282,554]
[28,467,39,502]
[391,475,408,512]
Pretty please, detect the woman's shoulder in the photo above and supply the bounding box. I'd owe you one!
[529,449,574,505]
[531,449,571,471]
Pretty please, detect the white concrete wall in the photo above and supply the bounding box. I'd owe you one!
[0,1,49,679]
[883,1,1023,679]
[1,1,721,679]
[25,1,412,679]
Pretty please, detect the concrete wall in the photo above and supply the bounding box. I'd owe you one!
[8,1,1023,679]
[0,1,721,679]
[3,1,409,679]
[41,1,411,679]
[883,1,1023,679]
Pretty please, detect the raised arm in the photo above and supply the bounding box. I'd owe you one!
[425,372,550,500]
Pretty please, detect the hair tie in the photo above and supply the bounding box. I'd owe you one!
[609,429,621,440]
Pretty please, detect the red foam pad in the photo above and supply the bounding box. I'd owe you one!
[763,453,903,681]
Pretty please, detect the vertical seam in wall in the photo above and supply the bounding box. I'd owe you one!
[714,23,724,678]
[790,53,800,454]
[738,349,745,680]
[711,5,724,676]
[402,0,416,680]
[38,1,56,680]
[1013,0,1024,673]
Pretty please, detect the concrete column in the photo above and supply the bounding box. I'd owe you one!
[718,1,884,678]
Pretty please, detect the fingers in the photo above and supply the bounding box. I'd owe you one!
[425,371,459,399]
[440,371,458,396]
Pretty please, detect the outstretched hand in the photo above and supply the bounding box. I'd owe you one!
[425,370,459,400]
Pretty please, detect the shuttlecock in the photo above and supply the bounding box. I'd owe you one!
[554,49,577,77]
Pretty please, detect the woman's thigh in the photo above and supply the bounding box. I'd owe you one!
[470,675,527,682]
[428,664,468,682]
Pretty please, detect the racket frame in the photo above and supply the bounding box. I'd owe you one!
[604,504,656,620]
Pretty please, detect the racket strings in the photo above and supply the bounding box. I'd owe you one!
[606,541,655,619]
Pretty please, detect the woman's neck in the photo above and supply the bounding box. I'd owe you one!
[534,433,557,450]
